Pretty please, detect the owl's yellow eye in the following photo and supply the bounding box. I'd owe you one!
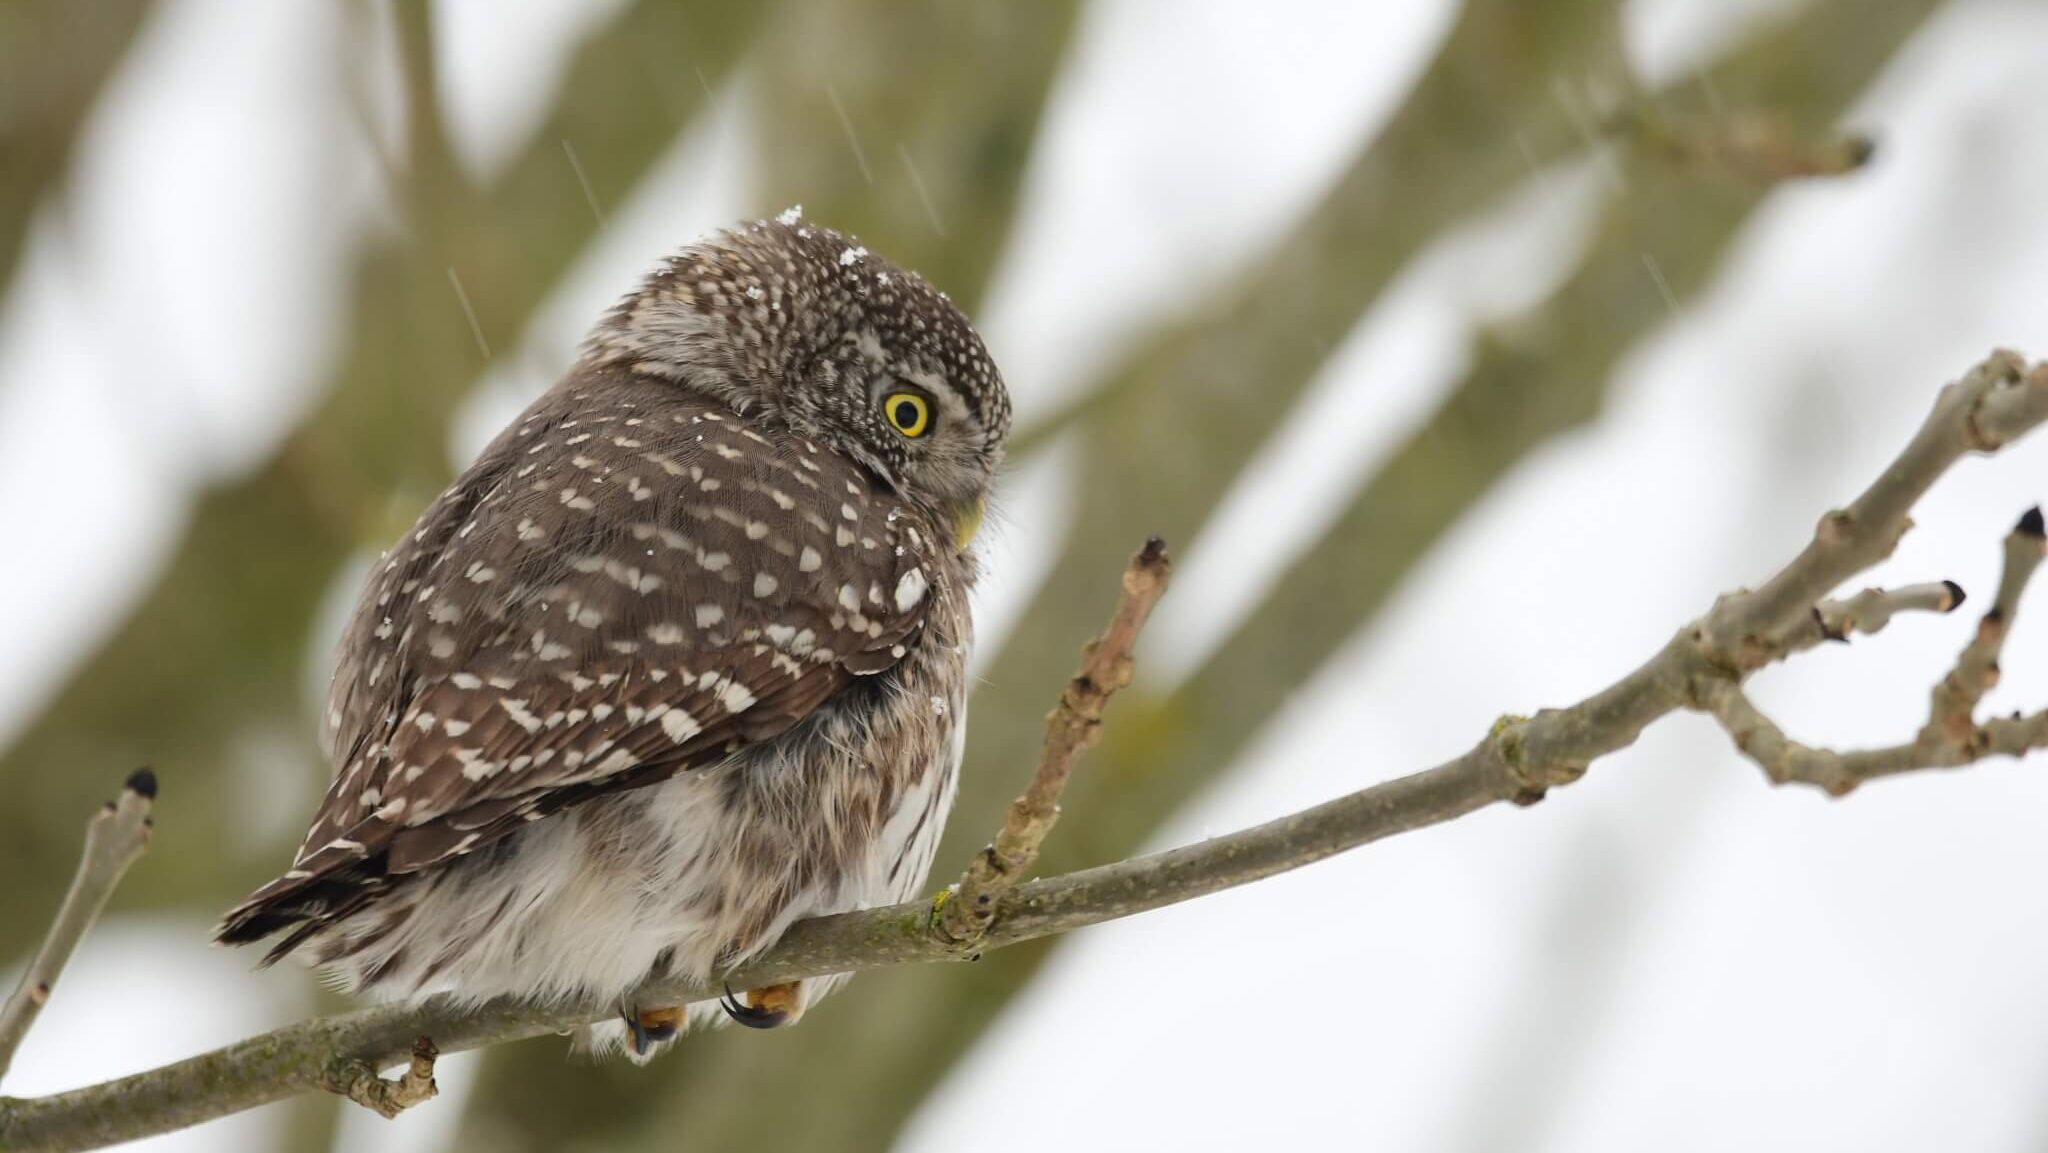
[883,392,931,438]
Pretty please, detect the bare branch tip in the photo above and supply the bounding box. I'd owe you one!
[1941,580,1967,613]
[1988,348,2029,378]
[1135,535,1171,576]
[123,767,158,801]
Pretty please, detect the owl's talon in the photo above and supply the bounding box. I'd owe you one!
[719,981,797,1029]
[623,1004,683,1055]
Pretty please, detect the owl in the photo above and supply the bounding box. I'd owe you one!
[214,215,1010,1061]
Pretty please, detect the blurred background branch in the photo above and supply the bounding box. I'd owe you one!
[0,0,151,285]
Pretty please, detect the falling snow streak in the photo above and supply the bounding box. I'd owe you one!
[897,143,947,237]
[446,267,491,359]
[825,84,874,184]
[1640,252,1680,317]
[1550,76,1626,191]
[561,139,607,226]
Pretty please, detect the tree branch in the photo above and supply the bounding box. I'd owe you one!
[1699,506,2047,793]
[3,350,2047,1151]
[939,536,1172,944]
[0,770,157,1085]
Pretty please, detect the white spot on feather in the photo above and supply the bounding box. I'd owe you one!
[456,748,498,781]
[895,568,928,612]
[662,709,702,742]
[500,699,544,734]
[712,677,755,712]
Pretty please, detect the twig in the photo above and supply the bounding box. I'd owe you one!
[938,537,1172,945]
[1804,580,1965,646]
[0,770,158,1085]
[4,351,2048,1152]
[1927,507,2045,742]
[1702,352,2048,664]
[1698,507,2047,793]
[1611,105,1876,182]
[317,1037,437,1120]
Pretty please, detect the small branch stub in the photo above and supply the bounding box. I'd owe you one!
[320,1037,439,1120]
[0,769,158,1087]
[1620,106,1877,182]
[937,537,1172,945]
[1804,580,1963,645]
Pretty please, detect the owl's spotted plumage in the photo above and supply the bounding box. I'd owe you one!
[216,217,1009,1059]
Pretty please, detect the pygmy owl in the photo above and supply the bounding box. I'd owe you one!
[215,214,1010,1060]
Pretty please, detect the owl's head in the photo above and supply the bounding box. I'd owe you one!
[584,215,1011,545]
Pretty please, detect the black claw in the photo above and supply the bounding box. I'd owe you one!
[620,1004,681,1055]
[719,983,788,1030]
[623,1009,652,1055]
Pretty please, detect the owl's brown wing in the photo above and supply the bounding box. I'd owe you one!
[216,376,947,949]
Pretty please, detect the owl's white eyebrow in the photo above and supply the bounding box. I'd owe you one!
[899,369,972,426]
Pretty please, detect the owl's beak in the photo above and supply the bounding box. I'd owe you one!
[953,496,985,552]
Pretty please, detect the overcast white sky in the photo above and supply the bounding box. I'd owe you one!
[6,1,2048,1150]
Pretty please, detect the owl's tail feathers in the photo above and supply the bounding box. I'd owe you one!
[212,861,384,968]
